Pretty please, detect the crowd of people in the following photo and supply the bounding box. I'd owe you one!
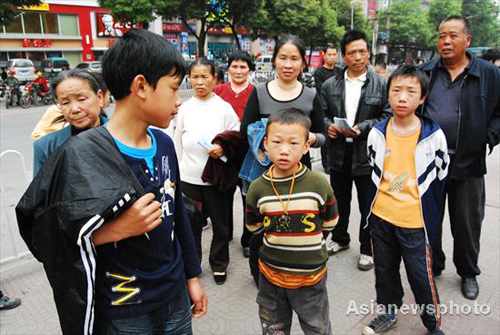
[1,14,498,335]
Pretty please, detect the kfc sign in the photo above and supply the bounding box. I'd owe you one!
[95,13,140,38]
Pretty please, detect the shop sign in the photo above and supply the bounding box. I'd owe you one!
[96,13,139,38]
[18,3,50,11]
[163,23,184,32]
[22,39,52,48]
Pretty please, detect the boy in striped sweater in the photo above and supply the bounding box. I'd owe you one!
[246,108,339,335]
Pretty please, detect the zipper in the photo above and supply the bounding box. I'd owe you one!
[365,127,385,229]
[454,75,467,154]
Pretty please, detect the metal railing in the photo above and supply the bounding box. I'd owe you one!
[0,150,31,263]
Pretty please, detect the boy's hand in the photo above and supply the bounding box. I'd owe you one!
[187,277,207,318]
[207,143,224,159]
[92,193,162,246]
[328,124,342,139]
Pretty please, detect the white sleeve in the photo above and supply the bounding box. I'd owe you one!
[173,107,185,161]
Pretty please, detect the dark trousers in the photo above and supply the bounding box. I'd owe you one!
[321,137,330,172]
[432,176,484,278]
[329,145,372,255]
[257,274,332,335]
[182,182,232,273]
[371,215,441,331]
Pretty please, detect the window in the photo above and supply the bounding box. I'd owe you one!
[5,14,23,33]
[41,13,59,34]
[59,14,78,36]
[24,12,42,34]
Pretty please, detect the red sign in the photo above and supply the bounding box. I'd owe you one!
[43,39,52,47]
[22,39,52,48]
[163,23,184,32]
[22,39,30,47]
[95,13,139,38]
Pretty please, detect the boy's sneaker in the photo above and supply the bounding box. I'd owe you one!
[358,254,374,271]
[363,314,397,335]
[327,241,349,255]
[213,272,227,285]
[427,328,445,335]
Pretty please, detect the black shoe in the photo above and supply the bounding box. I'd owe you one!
[427,328,445,335]
[363,314,397,335]
[462,277,479,300]
[213,272,227,285]
[243,247,250,258]
[0,296,21,310]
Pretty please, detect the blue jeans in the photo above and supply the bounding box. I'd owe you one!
[99,287,192,335]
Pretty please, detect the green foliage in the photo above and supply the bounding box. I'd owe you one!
[462,0,500,47]
[332,0,372,35]
[1,0,41,26]
[380,0,434,47]
[429,0,462,32]
[98,0,159,27]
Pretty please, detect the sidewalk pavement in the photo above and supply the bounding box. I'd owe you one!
[0,154,498,334]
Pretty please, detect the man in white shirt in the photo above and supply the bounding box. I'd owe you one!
[320,30,391,270]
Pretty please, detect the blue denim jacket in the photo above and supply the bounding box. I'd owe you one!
[239,119,270,188]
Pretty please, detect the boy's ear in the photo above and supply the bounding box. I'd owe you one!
[130,74,148,99]
[263,136,268,151]
[419,95,426,105]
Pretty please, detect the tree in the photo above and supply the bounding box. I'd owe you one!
[379,0,434,48]
[429,0,462,32]
[247,0,323,39]
[98,0,159,29]
[462,0,500,47]
[202,0,264,51]
[332,0,372,36]
[1,0,41,26]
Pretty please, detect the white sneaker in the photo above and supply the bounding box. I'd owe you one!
[358,254,374,271]
[327,241,350,255]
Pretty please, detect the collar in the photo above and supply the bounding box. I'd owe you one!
[262,163,307,183]
[345,69,367,82]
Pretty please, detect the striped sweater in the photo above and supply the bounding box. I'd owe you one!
[246,165,339,280]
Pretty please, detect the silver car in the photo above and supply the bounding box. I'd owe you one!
[7,58,37,82]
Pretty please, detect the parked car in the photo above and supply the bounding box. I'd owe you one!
[76,61,102,72]
[41,57,70,79]
[7,58,37,82]
[255,55,273,73]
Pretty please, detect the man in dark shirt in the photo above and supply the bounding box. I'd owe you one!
[422,15,500,300]
[314,44,342,173]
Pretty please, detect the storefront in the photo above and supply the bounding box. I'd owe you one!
[0,1,119,68]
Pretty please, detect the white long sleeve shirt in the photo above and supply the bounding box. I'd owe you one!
[174,94,240,186]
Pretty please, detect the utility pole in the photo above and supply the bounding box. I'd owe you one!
[350,1,354,29]
[371,11,379,65]
[383,0,392,63]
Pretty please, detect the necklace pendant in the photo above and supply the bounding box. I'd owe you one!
[278,213,291,226]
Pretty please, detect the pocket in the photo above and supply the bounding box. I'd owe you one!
[257,293,277,322]
[364,96,382,106]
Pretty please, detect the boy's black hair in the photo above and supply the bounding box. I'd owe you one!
[272,35,306,68]
[340,30,369,55]
[228,50,255,71]
[440,15,472,36]
[189,57,216,76]
[387,65,429,98]
[266,108,311,141]
[101,28,186,100]
[323,44,337,53]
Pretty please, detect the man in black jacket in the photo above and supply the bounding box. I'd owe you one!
[320,30,391,271]
[315,44,342,173]
[421,16,500,300]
